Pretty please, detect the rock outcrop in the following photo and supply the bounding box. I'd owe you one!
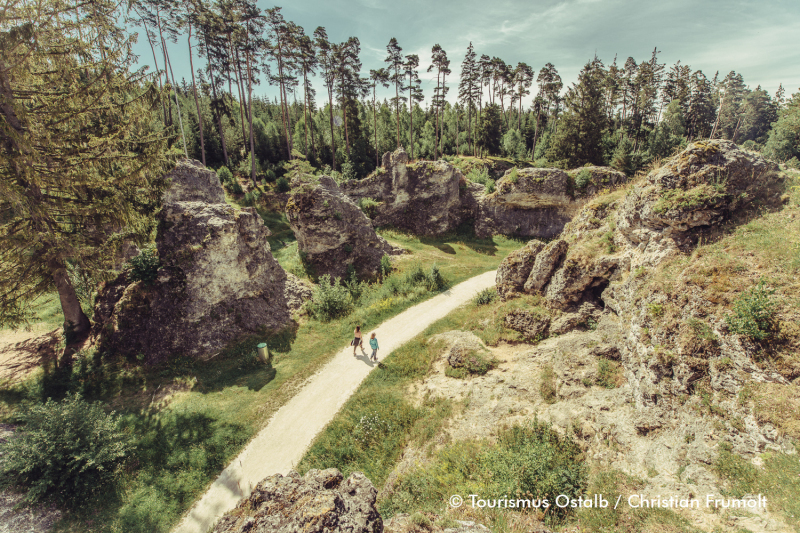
[495,140,787,411]
[474,166,626,239]
[211,469,382,533]
[93,160,296,363]
[342,149,471,236]
[286,175,400,281]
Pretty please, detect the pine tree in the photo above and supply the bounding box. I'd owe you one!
[403,54,423,159]
[314,27,337,170]
[0,0,168,340]
[385,38,405,149]
[369,68,390,165]
[458,43,480,155]
[546,56,607,167]
[427,44,450,159]
[513,62,534,132]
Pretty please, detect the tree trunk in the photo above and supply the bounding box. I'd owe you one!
[246,50,257,187]
[188,25,206,165]
[328,87,336,171]
[408,76,413,159]
[53,265,90,343]
[156,12,173,128]
[395,73,400,148]
[141,17,169,127]
[163,40,188,158]
[229,36,249,148]
[373,85,379,167]
[303,71,310,160]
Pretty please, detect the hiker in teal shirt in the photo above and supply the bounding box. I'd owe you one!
[369,333,379,362]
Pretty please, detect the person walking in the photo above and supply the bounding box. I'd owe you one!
[352,326,364,356]
[369,333,379,362]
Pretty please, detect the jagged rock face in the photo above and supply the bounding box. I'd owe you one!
[286,175,399,281]
[342,148,470,236]
[93,160,295,364]
[524,239,568,294]
[475,166,626,239]
[495,240,544,299]
[504,309,550,340]
[566,165,627,199]
[497,140,788,413]
[211,469,383,533]
[163,159,226,204]
[618,139,782,248]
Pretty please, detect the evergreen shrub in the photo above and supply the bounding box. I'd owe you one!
[127,248,160,284]
[0,394,133,506]
[725,279,777,341]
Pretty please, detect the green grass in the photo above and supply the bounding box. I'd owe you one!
[572,470,702,533]
[0,222,521,533]
[713,447,800,529]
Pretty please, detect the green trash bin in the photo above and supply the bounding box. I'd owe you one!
[257,343,269,363]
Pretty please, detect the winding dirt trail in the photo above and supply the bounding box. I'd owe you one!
[172,270,497,533]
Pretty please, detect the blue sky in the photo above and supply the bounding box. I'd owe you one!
[131,0,800,106]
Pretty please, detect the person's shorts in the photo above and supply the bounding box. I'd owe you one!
[352,337,361,346]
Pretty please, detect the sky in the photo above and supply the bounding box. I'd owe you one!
[130,0,800,107]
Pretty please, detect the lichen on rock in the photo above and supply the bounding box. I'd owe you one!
[211,468,382,533]
[286,175,400,281]
[93,160,296,363]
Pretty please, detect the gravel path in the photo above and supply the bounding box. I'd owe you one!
[172,270,497,533]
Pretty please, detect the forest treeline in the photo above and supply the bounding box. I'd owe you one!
[134,0,800,181]
[2,0,800,336]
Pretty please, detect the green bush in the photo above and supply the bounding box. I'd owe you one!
[466,167,495,192]
[381,421,586,519]
[0,394,133,506]
[358,197,380,219]
[242,189,261,207]
[217,166,232,185]
[127,247,160,284]
[787,156,800,170]
[308,275,353,322]
[575,168,592,189]
[276,176,290,193]
[725,279,777,341]
[380,254,392,278]
[475,287,497,306]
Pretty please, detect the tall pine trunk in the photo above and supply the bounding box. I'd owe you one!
[52,264,90,343]
[188,26,206,165]
[246,50,257,187]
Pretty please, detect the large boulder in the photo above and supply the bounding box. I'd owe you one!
[163,159,226,204]
[93,160,295,364]
[342,148,470,236]
[475,166,625,239]
[618,139,783,247]
[211,469,383,533]
[286,175,399,281]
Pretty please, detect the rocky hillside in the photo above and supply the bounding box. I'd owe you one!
[293,140,800,533]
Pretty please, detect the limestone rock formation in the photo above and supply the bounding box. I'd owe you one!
[523,239,568,294]
[342,148,471,236]
[495,240,544,299]
[618,139,782,247]
[286,175,399,281]
[496,140,787,410]
[163,159,226,204]
[93,160,294,363]
[211,469,382,533]
[474,166,626,239]
[504,309,550,340]
[566,165,627,198]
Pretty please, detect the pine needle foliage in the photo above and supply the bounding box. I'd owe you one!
[0,0,169,331]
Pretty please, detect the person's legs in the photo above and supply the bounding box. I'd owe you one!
[371,349,377,361]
